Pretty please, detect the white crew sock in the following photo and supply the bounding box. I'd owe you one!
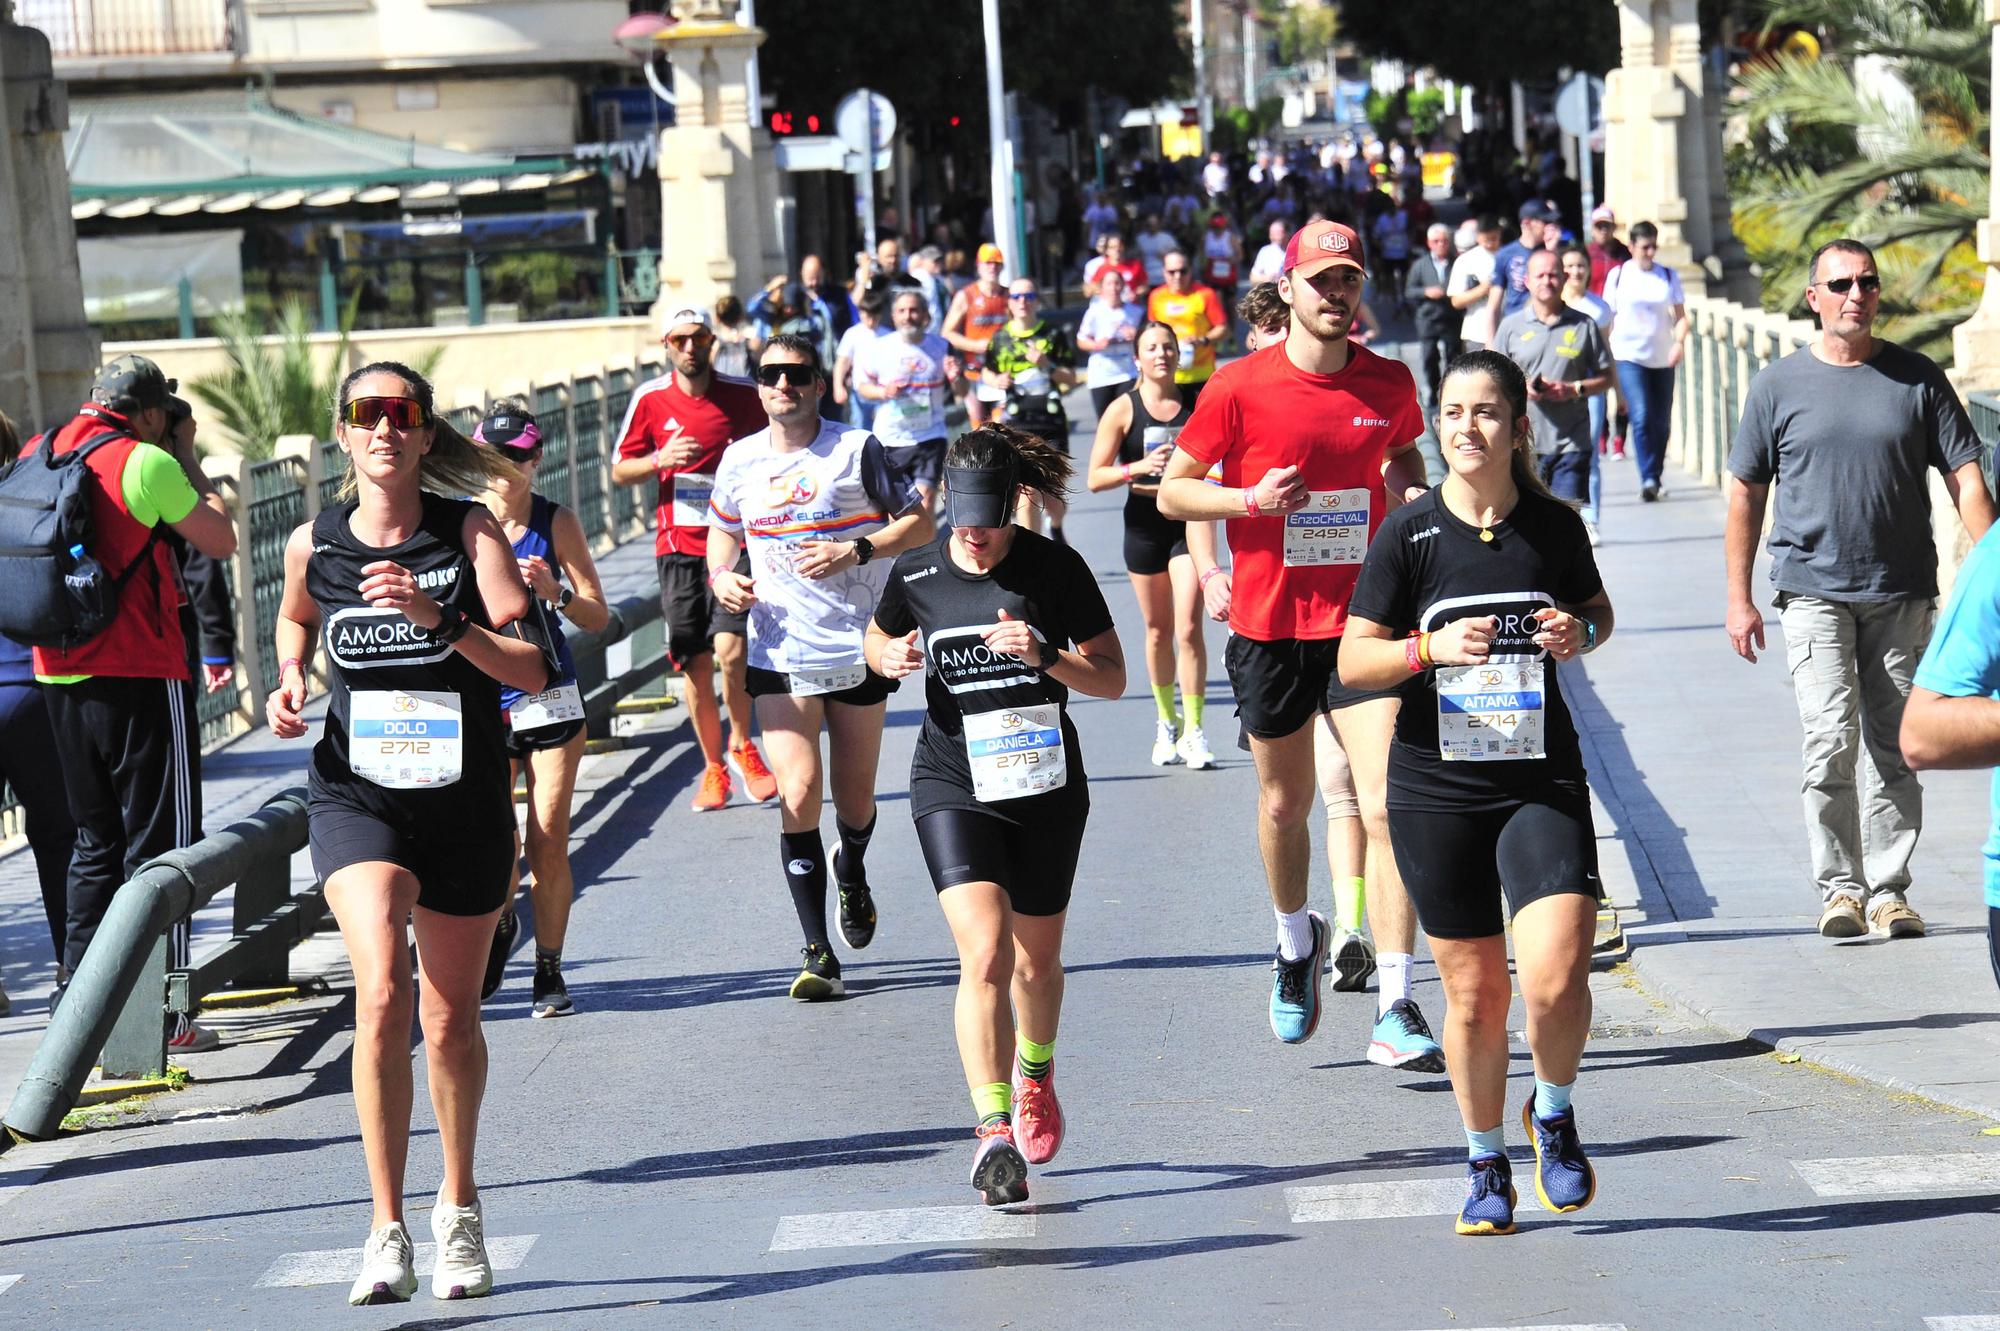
[1376,951,1413,1015]
[1275,906,1316,963]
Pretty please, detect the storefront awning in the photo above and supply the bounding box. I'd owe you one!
[65,96,581,220]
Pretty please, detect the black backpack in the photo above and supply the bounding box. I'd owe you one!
[0,426,161,650]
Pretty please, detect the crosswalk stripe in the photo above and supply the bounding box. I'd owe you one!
[1926,1318,2000,1329]
[769,1206,1035,1252]
[1792,1153,2000,1198]
[0,1275,20,1297]
[1284,1178,1466,1222]
[254,1235,538,1288]
[1405,1326,1626,1331]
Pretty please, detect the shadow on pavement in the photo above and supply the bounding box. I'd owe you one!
[1574,1190,2000,1237]
[558,1126,967,1187]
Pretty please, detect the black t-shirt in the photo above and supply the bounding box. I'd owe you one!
[305,493,512,833]
[874,529,1116,819]
[1347,487,1603,812]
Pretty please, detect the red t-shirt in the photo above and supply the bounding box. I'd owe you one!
[1175,343,1423,641]
[614,372,766,557]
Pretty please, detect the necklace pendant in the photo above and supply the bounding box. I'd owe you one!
[1480,528,1494,543]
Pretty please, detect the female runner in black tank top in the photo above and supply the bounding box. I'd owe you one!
[1085,322,1212,769]
[266,362,551,1306]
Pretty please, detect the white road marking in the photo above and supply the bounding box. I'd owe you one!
[769,1205,1035,1252]
[1406,1326,1626,1331]
[0,1275,20,1297]
[1792,1153,2000,1198]
[1926,1319,2000,1330]
[255,1234,538,1288]
[1284,1178,1467,1222]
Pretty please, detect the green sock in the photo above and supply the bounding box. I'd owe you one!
[973,1081,1012,1126]
[1334,876,1366,933]
[1184,689,1205,728]
[1017,1034,1055,1081]
[1151,684,1179,726]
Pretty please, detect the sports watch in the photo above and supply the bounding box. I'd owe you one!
[555,586,574,612]
[852,536,875,566]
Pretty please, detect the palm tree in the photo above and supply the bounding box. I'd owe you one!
[1730,0,1987,360]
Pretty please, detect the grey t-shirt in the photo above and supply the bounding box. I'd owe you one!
[1492,305,1609,457]
[1729,341,1982,601]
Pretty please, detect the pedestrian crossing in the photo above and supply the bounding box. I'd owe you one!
[769,1204,1036,1252]
[1792,1152,2000,1198]
[0,1275,20,1298]
[255,1235,539,1288]
[1927,1319,2000,1330]
[1284,1177,1465,1222]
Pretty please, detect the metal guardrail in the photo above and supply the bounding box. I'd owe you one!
[1,593,672,1141]
[1966,390,2000,492]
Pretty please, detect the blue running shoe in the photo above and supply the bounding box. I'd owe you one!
[1367,997,1446,1072]
[1269,911,1332,1044]
[1521,1096,1596,1212]
[1455,1154,1518,1236]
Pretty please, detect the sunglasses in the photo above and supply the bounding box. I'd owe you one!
[342,397,428,430]
[1009,292,1038,301]
[666,330,715,348]
[755,362,816,388]
[1818,275,1882,294]
[1163,267,1188,275]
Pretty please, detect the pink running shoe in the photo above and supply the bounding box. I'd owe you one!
[1012,1064,1065,1165]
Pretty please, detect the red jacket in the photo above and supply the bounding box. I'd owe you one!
[29,407,189,681]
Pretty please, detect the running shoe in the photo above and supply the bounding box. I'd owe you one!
[1269,910,1332,1044]
[0,979,11,1017]
[1368,998,1446,1072]
[1330,928,1376,993]
[1639,480,1660,503]
[834,853,877,950]
[1817,894,1866,938]
[729,739,778,804]
[531,955,574,1018]
[1013,1062,1065,1165]
[1521,1095,1596,1213]
[691,761,731,812]
[789,943,844,1001]
[168,1014,220,1053]
[347,1221,418,1306]
[970,1120,1030,1206]
[1176,726,1217,770]
[1868,897,1926,939]
[481,906,518,1001]
[1151,718,1181,766]
[429,1196,494,1300]
[1456,1154,1518,1236]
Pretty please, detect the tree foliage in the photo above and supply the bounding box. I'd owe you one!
[1336,1,1618,86]
[1729,0,1987,360]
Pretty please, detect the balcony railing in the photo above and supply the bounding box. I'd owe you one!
[20,0,238,58]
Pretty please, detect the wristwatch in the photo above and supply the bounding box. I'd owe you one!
[1581,617,1599,653]
[852,536,875,566]
[1037,636,1058,669]
[432,604,473,645]
[555,586,574,612]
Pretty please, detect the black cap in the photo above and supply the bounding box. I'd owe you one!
[91,354,177,412]
[943,459,1018,530]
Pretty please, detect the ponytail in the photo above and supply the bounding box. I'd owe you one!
[946,420,1072,506]
[333,361,519,502]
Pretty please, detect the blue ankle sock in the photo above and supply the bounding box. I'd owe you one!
[1533,1078,1575,1120]
[1465,1124,1506,1159]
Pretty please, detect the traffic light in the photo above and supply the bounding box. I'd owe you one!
[767,110,824,136]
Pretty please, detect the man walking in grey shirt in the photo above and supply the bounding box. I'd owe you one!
[1492,249,1611,514]
[1725,238,1996,940]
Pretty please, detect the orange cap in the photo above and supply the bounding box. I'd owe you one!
[976,243,1004,264]
[1283,220,1367,280]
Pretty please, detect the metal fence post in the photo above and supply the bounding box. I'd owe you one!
[206,450,256,733]
[565,374,582,514]
[99,933,170,1081]
[280,434,322,522]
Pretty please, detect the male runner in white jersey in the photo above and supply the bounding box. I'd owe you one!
[1158,221,1445,1070]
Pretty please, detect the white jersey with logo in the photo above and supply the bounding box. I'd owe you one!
[708,420,918,673]
[858,332,953,447]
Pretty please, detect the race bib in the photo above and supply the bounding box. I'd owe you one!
[963,704,1068,802]
[349,690,462,789]
[508,681,584,733]
[789,662,868,696]
[1436,662,1545,761]
[671,472,715,527]
[887,391,938,425]
[1282,489,1371,567]
[973,378,1008,404]
[1142,425,1178,455]
[1207,257,1236,284]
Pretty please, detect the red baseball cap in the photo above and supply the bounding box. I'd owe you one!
[1284,220,1366,280]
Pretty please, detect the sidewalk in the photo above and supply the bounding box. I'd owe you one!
[1575,456,2000,1120]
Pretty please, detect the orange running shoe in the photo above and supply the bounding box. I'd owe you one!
[1012,1064,1065,1165]
[691,761,731,812]
[730,739,778,804]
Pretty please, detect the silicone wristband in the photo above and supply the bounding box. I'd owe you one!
[1121,462,1132,482]
[1419,632,1434,667]
[280,656,304,678]
[1243,486,1258,516]
[1198,566,1224,587]
[1405,635,1423,673]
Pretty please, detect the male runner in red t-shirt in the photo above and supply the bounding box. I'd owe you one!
[613,306,776,811]
[1160,220,1445,1071]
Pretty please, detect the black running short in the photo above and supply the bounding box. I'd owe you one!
[657,551,746,668]
[308,800,513,917]
[1122,499,1188,576]
[504,717,585,759]
[915,804,1086,917]
[1224,634,1395,740]
[745,665,899,707]
[884,437,948,493]
[1387,788,1601,939]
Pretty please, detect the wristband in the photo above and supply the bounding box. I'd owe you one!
[1198,566,1224,587]
[1121,462,1132,483]
[434,604,472,645]
[280,656,304,678]
[1419,632,1433,667]
[1405,635,1423,673]
[706,567,721,588]
[1243,486,1258,517]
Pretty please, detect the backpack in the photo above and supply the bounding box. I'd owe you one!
[0,426,161,650]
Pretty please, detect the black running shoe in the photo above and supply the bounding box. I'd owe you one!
[835,851,878,950]
[481,906,518,1002]
[531,956,574,1018]
[790,943,844,1001]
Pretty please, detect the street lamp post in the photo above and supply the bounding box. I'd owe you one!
[981,0,1023,281]
[1192,0,1212,143]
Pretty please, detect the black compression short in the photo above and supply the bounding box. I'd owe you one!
[1224,634,1395,740]
[744,665,899,707]
[504,717,584,759]
[1387,788,1601,939]
[915,804,1085,917]
[1122,500,1188,576]
[308,800,513,917]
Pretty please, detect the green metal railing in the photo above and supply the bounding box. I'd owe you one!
[1967,390,2000,490]
[247,456,308,704]
[572,375,610,546]
[532,383,573,517]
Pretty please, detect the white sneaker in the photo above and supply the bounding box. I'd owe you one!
[167,1014,219,1053]
[347,1222,417,1306]
[430,1197,494,1300]
[1151,718,1181,766]
[1176,726,1217,769]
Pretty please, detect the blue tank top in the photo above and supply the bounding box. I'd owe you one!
[500,494,579,711]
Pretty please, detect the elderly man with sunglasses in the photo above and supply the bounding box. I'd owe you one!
[1725,238,1997,942]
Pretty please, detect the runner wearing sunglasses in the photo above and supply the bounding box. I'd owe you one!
[266,362,560,1304]
[865,422,1126,1206]
[982,281,1079,540]
[474,402,609,1017]
[709,336,937,1000]
[612,306,776,813]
